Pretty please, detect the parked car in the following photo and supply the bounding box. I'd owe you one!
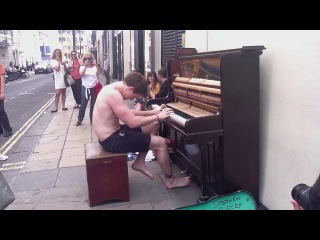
[35,61,53,74]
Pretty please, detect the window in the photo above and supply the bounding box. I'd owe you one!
[67,31,71,34]
[59,37,62,42]
[67,38,70,42]
[62,37,66,41]
[161,30,185,68]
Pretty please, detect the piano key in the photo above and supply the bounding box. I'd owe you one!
[151,104,187,126]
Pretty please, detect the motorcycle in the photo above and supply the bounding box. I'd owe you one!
[5,67,15,81]
[14,66,29,78]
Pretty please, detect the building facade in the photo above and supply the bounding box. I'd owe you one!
[94,30,320,210]
[94,30,185,80]
[0,30,21,67]
[57,30,92,60]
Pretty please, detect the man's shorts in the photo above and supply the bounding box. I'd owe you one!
[99,124,151,153]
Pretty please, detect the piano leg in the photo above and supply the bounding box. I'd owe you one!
[198,144,210,202]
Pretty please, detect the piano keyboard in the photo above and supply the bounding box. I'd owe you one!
[151,104,187,126]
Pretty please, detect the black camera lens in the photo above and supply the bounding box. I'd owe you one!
[291,183,311,210]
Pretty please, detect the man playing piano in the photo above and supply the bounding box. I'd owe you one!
[92,72,191,189]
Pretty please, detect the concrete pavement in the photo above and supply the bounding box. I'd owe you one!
[3,76,201,210]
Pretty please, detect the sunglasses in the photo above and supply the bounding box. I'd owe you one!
[71,53,77,55]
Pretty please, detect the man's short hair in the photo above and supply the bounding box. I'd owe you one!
[124,72,148,98]
[158,68,167,78]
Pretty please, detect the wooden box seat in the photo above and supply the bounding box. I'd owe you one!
[85,142,129,207]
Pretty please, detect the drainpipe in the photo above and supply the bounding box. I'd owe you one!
[206,30,209,51]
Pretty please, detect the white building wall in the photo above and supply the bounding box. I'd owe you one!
[184,30,320,210]
[123,30,131,77]
[96,30,104,67]
[185,30,208,52]
[153,30,162,72]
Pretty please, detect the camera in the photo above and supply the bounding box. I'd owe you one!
[87,58,93,64]
[291,174,320,210]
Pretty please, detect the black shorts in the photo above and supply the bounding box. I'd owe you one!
[99,125,151,153]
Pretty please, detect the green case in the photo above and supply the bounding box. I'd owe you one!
[175,190,257,210]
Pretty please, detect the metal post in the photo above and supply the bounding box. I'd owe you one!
[79,30,82,56]
[72,30,76,51]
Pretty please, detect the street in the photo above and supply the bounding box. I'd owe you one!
[0,72,56,159]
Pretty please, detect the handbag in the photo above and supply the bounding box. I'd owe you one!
[0,172,16,210]
[95,82,102,97]
[64,73,75,87]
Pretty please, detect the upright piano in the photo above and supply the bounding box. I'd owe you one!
[147,46,265,202]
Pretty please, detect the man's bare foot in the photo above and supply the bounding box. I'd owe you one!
[164,176,191,189]
[131,161,154,180]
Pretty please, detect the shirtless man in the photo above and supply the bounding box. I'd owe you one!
[92,72,190,189]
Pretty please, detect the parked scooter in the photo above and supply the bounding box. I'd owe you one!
[14,66,29,78]
[5,67,15,81]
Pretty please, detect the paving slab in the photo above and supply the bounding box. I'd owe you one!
[100,202,153,210]
[10,168,59,192]
[5,204,36,210]
[34,202,89,210]
[38,135,66,144]
[64,139,88,149]
[56,165,87,187]
[91,176,170,210]
[28,185,88,203]
[59,156,85,168]
[61,147,85,158]
[9,190,40,205]
[28,152,62,162]
[20,158,59,173]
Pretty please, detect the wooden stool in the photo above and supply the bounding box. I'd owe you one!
[85,142,129,207]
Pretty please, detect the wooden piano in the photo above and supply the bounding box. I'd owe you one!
[147,46,265,203]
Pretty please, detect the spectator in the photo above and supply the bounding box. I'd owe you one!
[0,64,13,137]
[68,51,82,109]
[50,49,68,113]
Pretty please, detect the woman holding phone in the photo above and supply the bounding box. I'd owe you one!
[76,53,102,126]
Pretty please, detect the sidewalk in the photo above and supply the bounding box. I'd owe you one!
[4,77,201,210]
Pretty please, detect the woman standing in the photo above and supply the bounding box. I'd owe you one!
[50,49,67,112]
[76,53,101,126]
[68,51,82,109]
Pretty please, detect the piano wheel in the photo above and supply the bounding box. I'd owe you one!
[197,195,210,203]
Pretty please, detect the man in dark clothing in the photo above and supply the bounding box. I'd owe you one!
[149,68,172,99]
[0,64,13,137]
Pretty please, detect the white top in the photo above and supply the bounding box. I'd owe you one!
[103,58,109,71]
[50,59,66,89]
[79,66,98,88]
